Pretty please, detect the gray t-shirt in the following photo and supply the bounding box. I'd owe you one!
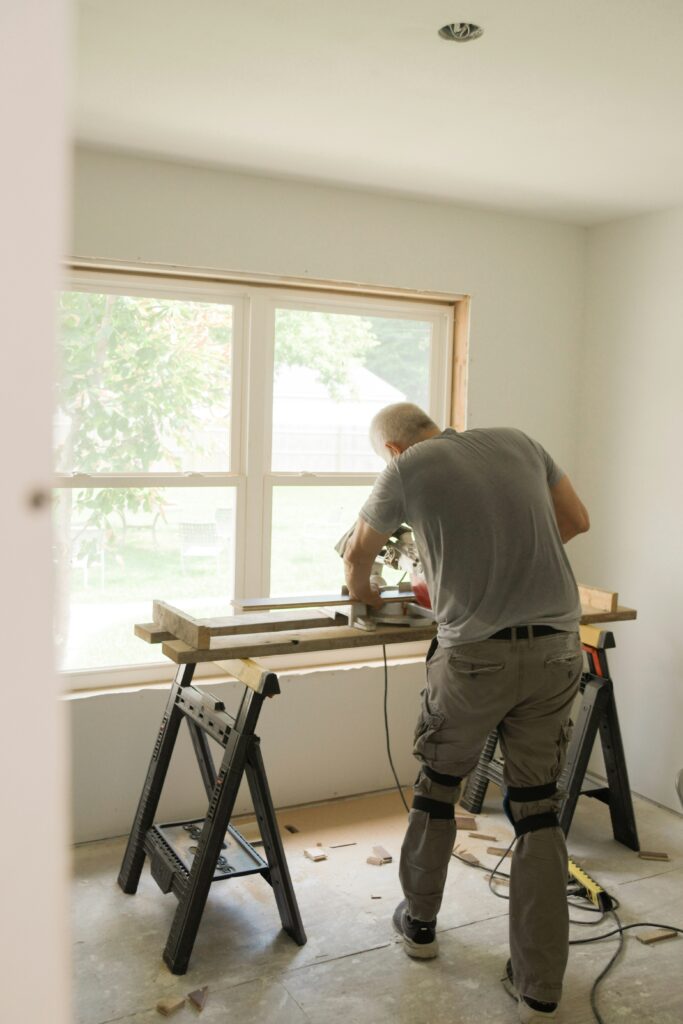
[359,427,581,645]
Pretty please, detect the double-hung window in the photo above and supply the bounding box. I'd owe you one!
[55,272,454,687]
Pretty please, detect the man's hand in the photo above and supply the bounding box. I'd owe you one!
[343,519,393,608]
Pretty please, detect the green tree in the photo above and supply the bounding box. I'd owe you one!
[274,308,378,398]
[57,292,232,529]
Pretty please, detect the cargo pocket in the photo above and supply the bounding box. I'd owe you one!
[413,688,445,761]
[544,639,584,682]
[447,653,504,678]
[553,717,574,780]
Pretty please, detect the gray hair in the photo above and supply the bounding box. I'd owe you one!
[369,402,439,457]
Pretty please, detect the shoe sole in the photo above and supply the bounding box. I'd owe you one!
[392,901,439,959]
[402,935,439,959]
[502,963,558,1021]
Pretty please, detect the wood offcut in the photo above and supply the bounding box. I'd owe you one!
[156,996,185,1017]
[187,986,209,1011]
[636,928,679,946]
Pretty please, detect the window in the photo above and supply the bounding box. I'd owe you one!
[55,273,454,683]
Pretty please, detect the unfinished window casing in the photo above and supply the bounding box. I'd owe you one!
[57,267,467,689]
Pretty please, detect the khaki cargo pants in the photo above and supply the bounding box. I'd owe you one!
[399,629,583,1004]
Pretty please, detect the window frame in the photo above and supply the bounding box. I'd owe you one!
[58,268,464,692]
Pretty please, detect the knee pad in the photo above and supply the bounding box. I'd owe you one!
[412,766,462,819]
[412,796,456,819]
[504,781,559,837]
[423,765,462,787]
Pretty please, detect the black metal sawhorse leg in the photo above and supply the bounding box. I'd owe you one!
[460,629,640,851]
[118,659,306,974]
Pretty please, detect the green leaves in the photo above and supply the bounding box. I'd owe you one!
[56,291,233,534]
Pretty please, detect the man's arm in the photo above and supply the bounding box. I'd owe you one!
[343,518,393,608]
[550,475,590,543]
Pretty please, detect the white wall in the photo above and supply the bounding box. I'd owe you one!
[0,1,70,1020]
[69,146,589,842]
[71,662,425,843]
[72,146,586,463]
[574,207,683,813]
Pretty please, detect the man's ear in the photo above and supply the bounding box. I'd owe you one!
[385,441,403,459]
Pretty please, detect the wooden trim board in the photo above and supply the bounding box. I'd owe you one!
[142,607,334,645]
[162,622,438,664]
[451,296,470,432]
[232,590,415,613]
[213,658,279,696]
[578,586,619,613]
[153,600,210,649]
[580,605,636,624]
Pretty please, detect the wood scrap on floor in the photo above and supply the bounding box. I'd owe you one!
[485,872,510,886]
[455,814,477,830]
[304,847,328,861]
[453,845,480,866]
[638,850,670,861]
[487,846,513,858]
[284,824,300,833]
[156,996,186,1017]
[636,928,679,945]
[330,842,357,849]
[468,832,498,841]
[187,986,209,1011]
[367,844,392,865]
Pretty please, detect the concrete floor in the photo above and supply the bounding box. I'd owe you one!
[72,786,683,1024]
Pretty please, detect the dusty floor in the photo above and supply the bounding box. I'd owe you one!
[72,785,683,1024]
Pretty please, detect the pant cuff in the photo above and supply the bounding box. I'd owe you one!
[518,981,563,1004]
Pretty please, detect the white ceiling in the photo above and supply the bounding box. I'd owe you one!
[75,0,683,224]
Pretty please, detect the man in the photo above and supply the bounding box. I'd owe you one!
[343,403,589,1023]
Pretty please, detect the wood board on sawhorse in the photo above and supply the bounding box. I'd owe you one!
[120,596,437,974]
[122,586,637,972]
[460,610,640,851]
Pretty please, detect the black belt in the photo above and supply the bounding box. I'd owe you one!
[488,624,564,641]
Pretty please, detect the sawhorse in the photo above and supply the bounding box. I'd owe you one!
[122,598,437,973]
[460,626,640,850]
[117,657,306,975]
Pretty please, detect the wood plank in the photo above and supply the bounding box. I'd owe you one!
[578,585,619,613]
[162,622,437,664]
[136,609,337,644]
[451,295,470,432]
[232,589,416,612]
[213,657,278,696]
[204,609,333,636]
[228,599,633,623]
[135,622,175,644]
[153,600,211,649]
[146,599,636,663]
[140,606,635,646]
[580,605,636,624]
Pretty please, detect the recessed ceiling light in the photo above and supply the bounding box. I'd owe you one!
[438,23,484,42]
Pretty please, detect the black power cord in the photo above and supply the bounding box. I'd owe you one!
[382,645,409,813]
[381,649,683,1024]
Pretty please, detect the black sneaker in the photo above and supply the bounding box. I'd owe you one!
[392,899,439,959]
[502,960,559,1021]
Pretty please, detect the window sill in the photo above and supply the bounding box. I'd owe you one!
[61,639,430,697]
